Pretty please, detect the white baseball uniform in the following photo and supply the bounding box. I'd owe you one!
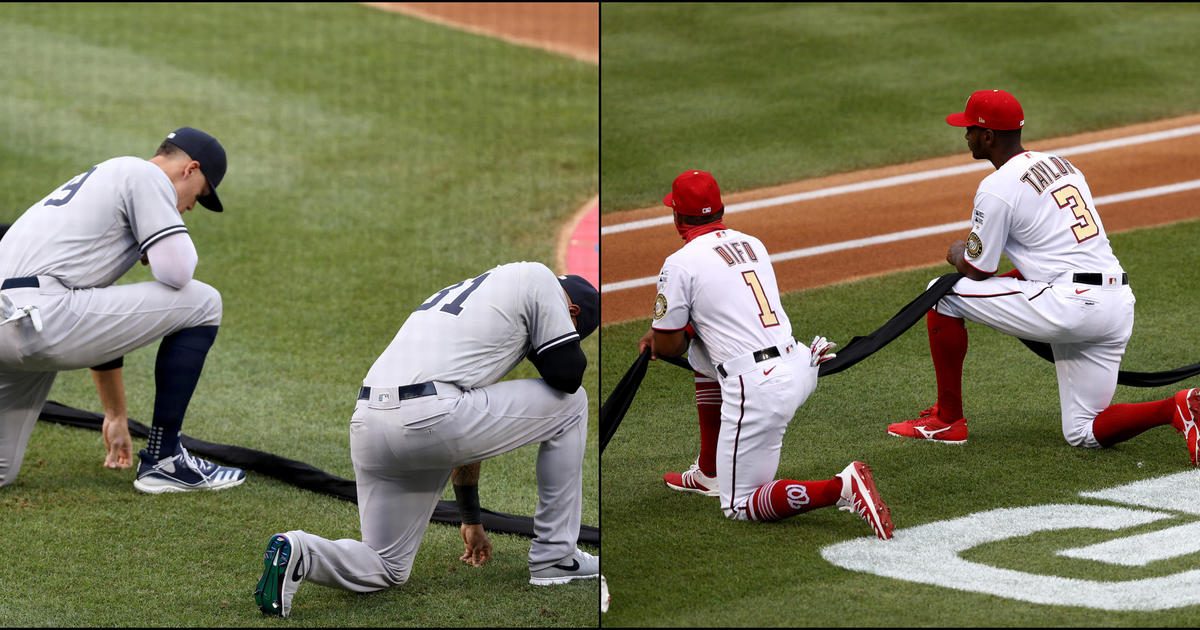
[281,261,589,590]
[934,150,1134,446]
[652,228,816,520]
[0,156,221,486]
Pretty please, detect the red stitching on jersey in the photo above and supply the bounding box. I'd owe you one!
[949,290,1022,299]
[1027,287,1050,301]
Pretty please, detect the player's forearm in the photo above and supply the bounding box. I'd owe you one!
[947,240,992,281]
[90,365,128,419]
[452,462,482,525]
[651,329,688,357]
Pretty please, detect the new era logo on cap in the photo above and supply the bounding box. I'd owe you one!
[662,170,724,217]
[946,89,1024,130]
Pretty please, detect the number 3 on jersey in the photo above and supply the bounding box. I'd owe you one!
[1052,184,1099,242]
[742,270,779,327]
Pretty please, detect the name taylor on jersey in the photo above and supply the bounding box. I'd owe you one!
[1019,154,1078,195]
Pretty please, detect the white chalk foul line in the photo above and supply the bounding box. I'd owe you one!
[601,178,1200,293]
[601,123,1200,237]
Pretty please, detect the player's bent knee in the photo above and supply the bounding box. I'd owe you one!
[1062,424,1100,448]
[185,280,223,326]
[721,506,749,521]
[380,558,411,587]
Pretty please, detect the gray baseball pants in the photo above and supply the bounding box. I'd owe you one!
[0,276,221,486]
[286,377,588,592]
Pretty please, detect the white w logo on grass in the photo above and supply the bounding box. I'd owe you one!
[820,470,1200,611]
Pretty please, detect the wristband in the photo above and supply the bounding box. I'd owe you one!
[453,484,482,525]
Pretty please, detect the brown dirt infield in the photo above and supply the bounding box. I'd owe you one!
[363,3,598,64]
[602,114,1200,325]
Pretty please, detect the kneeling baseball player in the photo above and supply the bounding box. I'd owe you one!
[888,90,1199,464]
[254,262,599,618]
[0,127,243,493]
[642,170,893,539]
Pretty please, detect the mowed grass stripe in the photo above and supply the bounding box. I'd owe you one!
[601,3,1200,212]
[0,3,597,627]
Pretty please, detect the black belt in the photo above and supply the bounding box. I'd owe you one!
[717,346,781,378]
[1,277,39,290]
[358,382,437,402]
[1072,272,1128,286]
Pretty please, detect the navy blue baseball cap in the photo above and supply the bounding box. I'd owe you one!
[558,274,598,341]
[164,127,226,212]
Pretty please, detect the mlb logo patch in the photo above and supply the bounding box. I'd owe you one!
[377,392,391,402]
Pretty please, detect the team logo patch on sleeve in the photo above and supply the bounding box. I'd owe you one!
[966,232,983,259]
[653,294,668,321]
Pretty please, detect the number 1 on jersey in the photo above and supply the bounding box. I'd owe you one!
[742,270,779,327]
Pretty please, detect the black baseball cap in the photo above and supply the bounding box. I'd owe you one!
[164,127,226,212]
[558,274,598,341]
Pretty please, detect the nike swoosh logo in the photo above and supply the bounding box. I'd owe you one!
[916,426,952,439]
[1075,289,1090,294]
[552,558,580,572]
[290,550,305,582]
[763,366,776,376]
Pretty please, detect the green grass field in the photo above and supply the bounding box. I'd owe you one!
[0,3,597,627]
[600,2,1200,212]
[600,2,1200,626]
[600,220,1200,627]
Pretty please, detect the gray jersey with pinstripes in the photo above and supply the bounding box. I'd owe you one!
[0,156,186,289]
[363,261,579,390]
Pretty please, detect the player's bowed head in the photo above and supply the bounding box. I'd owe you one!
[148,127,227,215]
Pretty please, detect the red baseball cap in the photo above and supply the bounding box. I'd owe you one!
[946,90,1024,130]
[663,170,723,216]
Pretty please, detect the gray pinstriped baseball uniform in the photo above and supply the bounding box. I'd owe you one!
[0,156,221,485]
[283,261,589,591]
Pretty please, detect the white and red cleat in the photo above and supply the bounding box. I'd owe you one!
[835,461,894,540]
[663,462,718,496]
[1172,388,1200,466]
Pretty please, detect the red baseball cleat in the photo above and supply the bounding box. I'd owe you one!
[836,461,894,540]
[887,410,968,444]
[1172,388,1200,466]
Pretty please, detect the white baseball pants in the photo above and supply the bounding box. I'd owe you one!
[715,349,818,520]
[933,275,1135,447]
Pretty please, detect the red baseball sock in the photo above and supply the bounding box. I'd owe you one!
[694,372,722,476]
[745,478,842,521]
[927,309,967,422]
[1092,397,1176,447]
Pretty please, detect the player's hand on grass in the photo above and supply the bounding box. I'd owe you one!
[459,523,492,567]
[102,414,133,469]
